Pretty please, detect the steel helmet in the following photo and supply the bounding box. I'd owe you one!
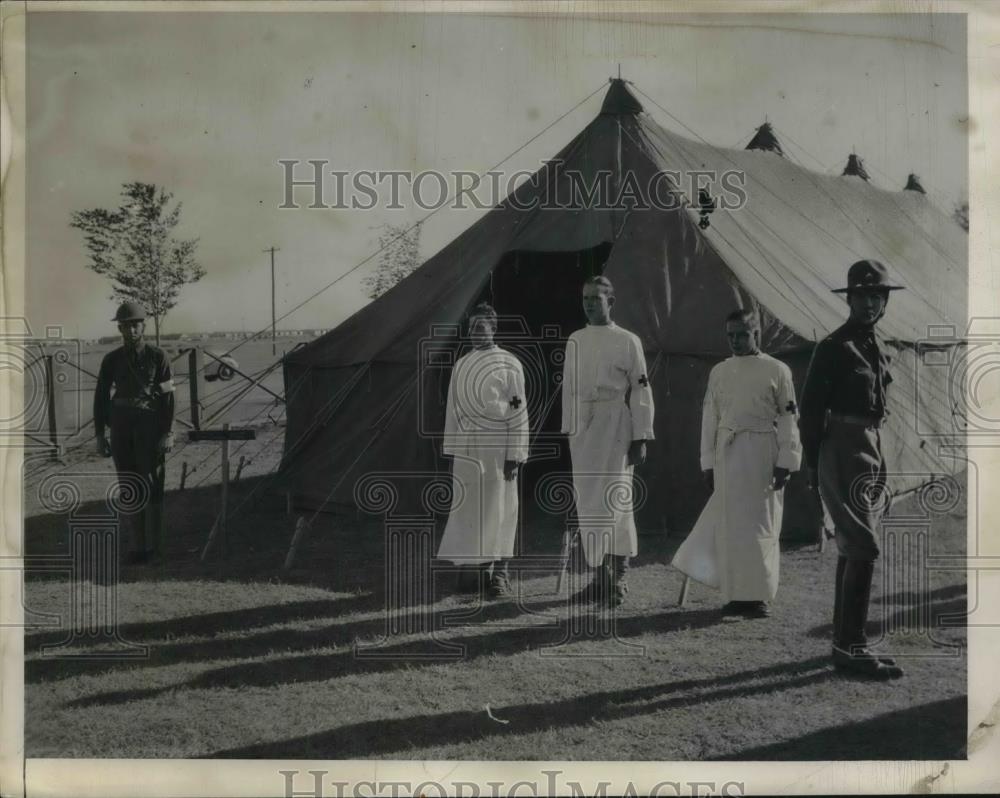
[112,301,146,323]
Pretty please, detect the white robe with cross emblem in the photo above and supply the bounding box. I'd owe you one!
[437,346,529,564]
[672,352,802,601]
[560,323,655,566]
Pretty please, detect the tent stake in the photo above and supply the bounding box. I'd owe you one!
[678,575,691,607]
[283,516,311,571]
[200,515,221,562]
[234,455,246,482]
[179,461,189,491]
[554,529,573,594]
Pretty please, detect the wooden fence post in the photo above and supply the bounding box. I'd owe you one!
[187,347,203,429]
[43,354,62,459]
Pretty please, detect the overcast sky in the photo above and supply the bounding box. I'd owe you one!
[26,10,967,339]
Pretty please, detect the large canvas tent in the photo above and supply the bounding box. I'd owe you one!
[279,80,967,540]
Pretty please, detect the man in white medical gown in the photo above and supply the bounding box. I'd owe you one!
[561,276,654,608]
[672,309,801,618]
[438,303,529,598]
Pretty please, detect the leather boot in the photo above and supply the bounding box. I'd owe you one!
[487,560,512,598]
[832,555,896,666]
[832,559,903,679]
[572,558,609,605]
[832,555,847,644]
[606,556,629,608]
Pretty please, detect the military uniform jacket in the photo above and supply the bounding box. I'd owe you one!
[799,321,892,469]
[94,343,175,438]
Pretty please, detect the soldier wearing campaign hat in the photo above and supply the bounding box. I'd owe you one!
[94,301,175,565]
[799,260,905,680]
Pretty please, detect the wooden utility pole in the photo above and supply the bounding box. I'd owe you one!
[264,246,280,355]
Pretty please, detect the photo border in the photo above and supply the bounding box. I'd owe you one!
[2,1,997,795]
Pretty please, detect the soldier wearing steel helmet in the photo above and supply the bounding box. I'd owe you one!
[94,301,175,565]
[799,260,906,680]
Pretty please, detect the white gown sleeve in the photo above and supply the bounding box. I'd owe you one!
[774,362,802,471]
[700,368,720,471]
[627,333,655,441]
[506,358,530,463]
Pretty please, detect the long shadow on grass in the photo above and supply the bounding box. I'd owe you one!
[806,595,968,640]
[23,475,389,589]
[64,607,728,708]
[206,655,836,759]
[23,593,386,654]
[715,695,967,760]
[27,594,569,683]
[23,475,569,609]
[872,583,967,605]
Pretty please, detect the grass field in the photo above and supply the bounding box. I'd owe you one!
[22,438,967,760]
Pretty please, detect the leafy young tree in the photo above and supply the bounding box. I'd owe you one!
[70,182,205,344]
[362,221,423,300]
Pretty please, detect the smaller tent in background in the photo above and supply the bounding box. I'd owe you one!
[905,173,927,194]
[842,153,871,180]
[745,121,785,157]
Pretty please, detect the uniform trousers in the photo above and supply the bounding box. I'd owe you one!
[110,408,166,557]
[818,418,886,562]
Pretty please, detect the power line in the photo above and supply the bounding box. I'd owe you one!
[770,125,832,173]
[209,81,611,368]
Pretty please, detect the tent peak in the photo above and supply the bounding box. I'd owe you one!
[745,121,785,156]
[601,78,644,116]
[904,173,927,194]
[842,153,870,181]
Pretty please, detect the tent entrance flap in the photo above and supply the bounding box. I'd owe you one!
[474,244,614,514]
[481,244,613,333]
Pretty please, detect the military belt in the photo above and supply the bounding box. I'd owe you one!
[828,412,884,429]
[113,397,155,411]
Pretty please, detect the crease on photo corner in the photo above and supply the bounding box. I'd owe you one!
[913,762,951,794]
[909,698,1000,793]
[967,696,1000,756]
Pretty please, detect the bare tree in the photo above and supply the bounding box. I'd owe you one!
[70,182,205,344]
[362,222,423,300]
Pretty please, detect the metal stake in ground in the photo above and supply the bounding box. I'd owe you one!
[678,575,691,607]
[189,424,256,560]
[283,516,311,571]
